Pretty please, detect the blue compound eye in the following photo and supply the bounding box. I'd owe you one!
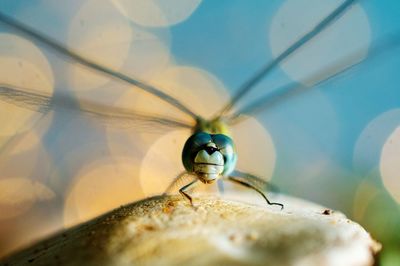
[182,132,211,172]
[182,132,237,177]
[212,134,237,176]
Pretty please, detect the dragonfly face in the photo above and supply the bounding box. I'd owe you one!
[182,131,237,183]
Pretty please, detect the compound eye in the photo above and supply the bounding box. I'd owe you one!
[211,134,237,176]
[182,132,213,172]
[212,134,234,151]
[191,132,212,146]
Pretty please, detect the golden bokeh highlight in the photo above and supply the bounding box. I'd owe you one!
[0,129,51,180]
[380,126,400,204]
[113,65,229,123]
[352,179,380,222]
[68,0,172,113]
[351,173,400,248]
[270,0,371,86]
[0,33,54,151]
[121,27,171,81]
[1,125,43,156]
[63,157,144,227]
[126,65,229,196]
[2,1,394,261]
[0,178,55,220]
[112,0,202,27]
[67,0,133,91]
[105,65,229,167]
[149,65,230,119]
[353,109,400,176]
[139,129,191,197]
[231,116,276,181]
[139,121,278,197]
[137,71,279,196]
[73,26,171,112]
[0,114,53,222]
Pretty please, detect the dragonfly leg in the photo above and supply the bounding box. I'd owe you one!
[227,176,284,210]
[232,170,281,193]
[179,180,198,206]
[163,171,190,195]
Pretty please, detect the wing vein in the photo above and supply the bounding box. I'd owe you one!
[0,84,193,130]
[217,0,358,117]
[227,31,400,123]
[0,11,199,120]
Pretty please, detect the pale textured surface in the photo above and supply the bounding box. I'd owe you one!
[0,194,380,266]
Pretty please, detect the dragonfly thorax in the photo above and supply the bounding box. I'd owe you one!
[193,117,231,136]
[182,131,237,183]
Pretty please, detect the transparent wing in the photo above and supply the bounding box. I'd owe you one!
[0,10,199,120]
[216,0,357,117]
[227,31,400,124]
[0,84,193,131]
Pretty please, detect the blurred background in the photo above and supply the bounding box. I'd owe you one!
[0,0,399,264]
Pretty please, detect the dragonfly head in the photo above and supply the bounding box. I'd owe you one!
[182,132,237,183]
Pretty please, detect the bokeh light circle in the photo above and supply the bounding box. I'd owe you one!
[137,65,229,196]
[380,126,400,203]
[119,27,171,81]
[112,0,202,27]
[0,178,55,220]
[105,65,229,162]
[139,118,278,197]
[0,128,52,180]
[231,116,276,181]
[67,0,133,91]
[139,129,191,197]
[117,65,230,122]
[0,33,54,151]
[72,25,171,109]
[63,157,144,227]
[270,0,371,86]
[353,109,400,176]
[352,178,380,222]
[353,109,400,204]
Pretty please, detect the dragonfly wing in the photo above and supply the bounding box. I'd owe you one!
[0,84,193,131]
[0,11,199,120]
[0,84,52,114]
[216,0,357,117]
[228,31,400,123]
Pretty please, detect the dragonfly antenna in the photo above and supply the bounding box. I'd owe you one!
[216,0,358,118]
[0,11,199,121]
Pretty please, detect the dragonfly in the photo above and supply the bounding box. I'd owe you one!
[0,0,368,211]
[0,0,398,215]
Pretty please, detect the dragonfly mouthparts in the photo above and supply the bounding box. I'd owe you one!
[194,149,224,165]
